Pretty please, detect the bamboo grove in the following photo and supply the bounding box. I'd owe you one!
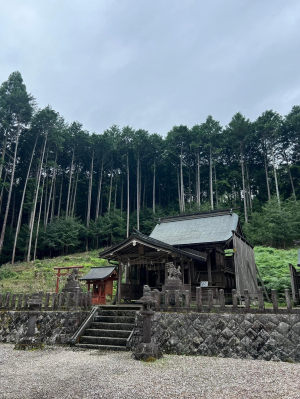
[1,72,300,264]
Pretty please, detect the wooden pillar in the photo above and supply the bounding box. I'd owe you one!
[117,258,122,305]
[181,258,184,284]
[207,251,212,286]
[55,269,60,293]
[188,259,191,289]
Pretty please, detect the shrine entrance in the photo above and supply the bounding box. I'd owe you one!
[80,266,118,305]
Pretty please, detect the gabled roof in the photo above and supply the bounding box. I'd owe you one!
[150,212,239,246]
[99,232,206,262]
[80,266,117,281]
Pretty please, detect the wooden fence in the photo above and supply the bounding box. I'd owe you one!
[0,291,92,311]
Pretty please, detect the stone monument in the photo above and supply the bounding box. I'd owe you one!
[164,262,183,306]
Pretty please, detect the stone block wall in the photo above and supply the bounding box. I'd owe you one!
[0,310,90,345]
[151,312,300,362]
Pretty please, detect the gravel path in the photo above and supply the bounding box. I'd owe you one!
[1,344,300,399]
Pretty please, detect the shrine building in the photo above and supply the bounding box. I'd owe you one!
[99,209,258,304]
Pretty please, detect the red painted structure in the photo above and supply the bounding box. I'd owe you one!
[54,266,84,293]
[80,267,118,305]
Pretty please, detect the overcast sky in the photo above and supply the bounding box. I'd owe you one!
[1,0,300,135]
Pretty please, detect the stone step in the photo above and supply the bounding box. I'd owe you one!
[85,329,131,338]
[90,322,134,331]
[100,305,141,311]
[94,315,135,324]
[75,343,127,351]
[80,336,127,346]
[101,310,137,317]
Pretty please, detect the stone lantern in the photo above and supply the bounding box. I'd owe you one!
[15,293,43,350]
[132,285,163,361]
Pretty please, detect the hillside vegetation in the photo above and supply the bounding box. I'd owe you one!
[0,247,299,297]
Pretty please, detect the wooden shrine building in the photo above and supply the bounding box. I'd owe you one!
[80,266,118,305]
[100,209,258,304]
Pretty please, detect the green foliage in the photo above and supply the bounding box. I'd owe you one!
[42,217,86,254]
[255,246,299,295]
[244,197,300,248]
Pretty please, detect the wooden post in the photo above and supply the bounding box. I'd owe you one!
[0,293,3,308]
[219,289,225,310]
[55,269,60,293]
[232,289,237,310]
[208,289,213,311]
[11,294,17,309]
[188,259,191,289]
[44,293,50,309]
[244,289,250,312]
[58,292,64,309]
[23,294,29,309]
[271,289,278,313]
[285,289,292,311]
[17,293,23,309]
[175,290,180,308]
[5,292,11,309]
[196,287,202,312]
[258,287,265,311]
[51,293,57,310]
[207,252,212,286]
[117,259,122,305]
[165,290,169,308]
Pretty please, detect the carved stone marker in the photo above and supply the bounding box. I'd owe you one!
[133,285,163,361]
[15,293,43,350]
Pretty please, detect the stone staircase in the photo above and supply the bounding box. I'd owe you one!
[76,305,141,351]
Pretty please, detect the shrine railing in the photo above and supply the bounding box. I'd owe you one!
[0,291,92,311]
[153,287,300,314]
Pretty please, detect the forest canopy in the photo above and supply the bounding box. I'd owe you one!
[0,71,300,265]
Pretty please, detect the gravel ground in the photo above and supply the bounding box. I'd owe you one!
[1,344,300,399]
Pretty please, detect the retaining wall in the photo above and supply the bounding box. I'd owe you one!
[0,310,90,345]
[149,311,300,362]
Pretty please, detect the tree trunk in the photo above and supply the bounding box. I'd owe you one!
[11,135,38,264]
[108,161,113,213]
[209,146,214,210]
[197,151,200,208]
[272,147,280,207]
[114,175,118,210]
[126,153,130,238]
[240,143,248,223]
[33,174,46,261]
[27,134,48,261]
[71,166,79,217]
[121,176,124,216]
[9,189,16,235]
[0,127,20,255]
[180,145,185,213]
[45,152,57,229]
[50,174,57,222]
[214,163,218,209]
[246,163,252,213]
[264,148,271,200]
[177,169,181,212]
[137,152,140,230]
[66,148,74,218]
[86,151,94,251]
[57,175,63,218]
[153,160,156,214]
[0,135,7,182]
[283,151,296,201]
[95,159,103,220]
[0,168,8,215]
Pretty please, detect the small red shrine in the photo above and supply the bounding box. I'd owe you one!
[80,266,118,305]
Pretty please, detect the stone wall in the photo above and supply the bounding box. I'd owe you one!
[0,310,90,345]
[150,312,300,362]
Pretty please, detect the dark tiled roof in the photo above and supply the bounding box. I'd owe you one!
[80,266,116,281]
[100,232,206,262]
[150,213,239,245]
